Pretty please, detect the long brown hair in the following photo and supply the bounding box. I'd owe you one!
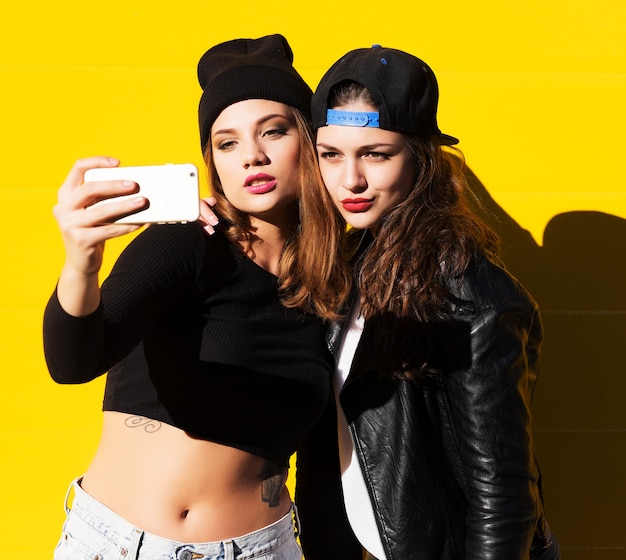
[204,106,351,321]
[358,137,501,320]
[328,82,501,379]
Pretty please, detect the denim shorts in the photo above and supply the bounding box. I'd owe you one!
[54,478,303,560]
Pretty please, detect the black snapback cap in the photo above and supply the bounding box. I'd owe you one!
[312,44,458,145]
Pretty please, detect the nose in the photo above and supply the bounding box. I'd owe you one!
[341,159,367,192]
[242,139,269,168]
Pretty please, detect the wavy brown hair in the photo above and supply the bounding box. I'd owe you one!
[328,81,500,319]
[204,106,351,321]
[357,137,501,321]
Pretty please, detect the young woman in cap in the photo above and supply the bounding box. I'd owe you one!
[43,34,350,560]
[296,45,561,560]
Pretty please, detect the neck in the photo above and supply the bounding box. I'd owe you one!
[245,218,294,276]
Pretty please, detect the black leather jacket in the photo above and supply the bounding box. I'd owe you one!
[296,255,560,560]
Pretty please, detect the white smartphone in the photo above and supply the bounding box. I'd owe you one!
[84,163,201,224]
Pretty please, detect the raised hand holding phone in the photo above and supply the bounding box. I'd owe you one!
[54,156,151,316]
[85,163,200,224]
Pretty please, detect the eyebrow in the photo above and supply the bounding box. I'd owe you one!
[316,142,397,150]
[212,113,291,137]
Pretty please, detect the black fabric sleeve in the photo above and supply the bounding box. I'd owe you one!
[42,223,206,384]
[43,292,105,383]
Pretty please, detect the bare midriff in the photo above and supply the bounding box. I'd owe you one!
[79,411,291,542]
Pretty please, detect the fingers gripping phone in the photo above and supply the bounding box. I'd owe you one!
[84,163,201,224]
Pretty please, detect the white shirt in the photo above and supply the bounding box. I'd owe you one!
[334,303,387,560]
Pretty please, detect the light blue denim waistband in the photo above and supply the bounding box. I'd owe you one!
[61,477,300,560]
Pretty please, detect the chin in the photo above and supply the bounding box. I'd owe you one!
[343,215,375,230]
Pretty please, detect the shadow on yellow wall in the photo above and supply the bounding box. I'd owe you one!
[466,167,626,551]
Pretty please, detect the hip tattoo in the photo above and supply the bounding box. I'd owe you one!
[259,460,287,507]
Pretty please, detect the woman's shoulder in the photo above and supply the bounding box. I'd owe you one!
[134,221,209,244]
[116,223,237,279]
[447,253,539,316]
[131,222,232,255]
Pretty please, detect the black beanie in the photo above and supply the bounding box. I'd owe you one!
[197,34,313,152]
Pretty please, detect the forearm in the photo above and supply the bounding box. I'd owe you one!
[464,483,538,559]
[56,261,101,317]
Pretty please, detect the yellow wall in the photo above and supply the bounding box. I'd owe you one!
[1,1,624,558]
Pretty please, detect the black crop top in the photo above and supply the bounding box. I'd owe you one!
[43,223,333,466]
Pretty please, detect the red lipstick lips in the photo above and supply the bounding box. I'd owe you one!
[341,198,373,212]
[244,173,277,194]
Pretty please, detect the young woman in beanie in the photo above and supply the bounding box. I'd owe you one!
[295,45,561,560]
[43,34,350,560]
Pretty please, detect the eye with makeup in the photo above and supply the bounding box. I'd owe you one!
[317,150,341,161]
[262,120,291,139]
[363,151,391,161]
[215,139,236,151]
